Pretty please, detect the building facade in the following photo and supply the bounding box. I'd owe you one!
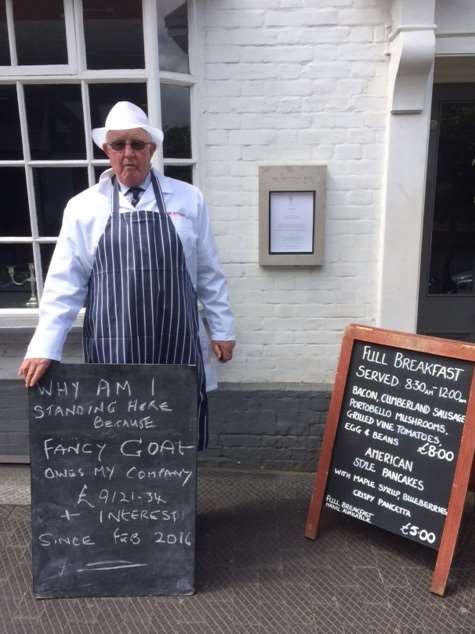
[1,0,474,468]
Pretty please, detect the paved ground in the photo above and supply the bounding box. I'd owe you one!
[1,467,475,633]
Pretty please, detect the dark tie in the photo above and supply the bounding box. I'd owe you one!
[127,186,143,207]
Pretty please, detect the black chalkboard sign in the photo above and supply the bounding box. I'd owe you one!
[29,363,197,598]
[324,341,472,549]
[305,325,475,596]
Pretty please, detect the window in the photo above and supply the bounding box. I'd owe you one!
[0,0,75,74]
[14,0,69,66]
[83,0,144,70]
[0,0,196,314]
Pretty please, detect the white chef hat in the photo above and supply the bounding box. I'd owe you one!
[92,101,164,148]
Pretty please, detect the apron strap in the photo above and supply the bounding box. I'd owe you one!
[112,176,120,215]
[151,171,167,215]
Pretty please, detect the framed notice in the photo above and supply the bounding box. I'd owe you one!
[269,191,315,254]
[259,164,326,266]
[305,324,475,596]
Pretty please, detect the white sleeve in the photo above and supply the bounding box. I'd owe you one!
[25,204,92,360]
[196,192,235,341]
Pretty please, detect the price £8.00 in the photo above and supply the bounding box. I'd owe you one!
[417,443,454,462]
[400,523,436,544]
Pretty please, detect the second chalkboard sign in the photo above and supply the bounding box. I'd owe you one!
[305,325,475,596]
[29,363,197,598]
[325,341,472,549]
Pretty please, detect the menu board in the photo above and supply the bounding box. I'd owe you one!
[305,325,475,596]
[324,341,473,549]
[29,363,197,598]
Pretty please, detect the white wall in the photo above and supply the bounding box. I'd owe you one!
[378,0,436,332]
[435,0,475,56]
[436,0,475,35]
[199,0,391,384]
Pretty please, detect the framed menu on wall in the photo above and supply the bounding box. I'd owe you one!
[269,191,315,254]
[259,164,326,266]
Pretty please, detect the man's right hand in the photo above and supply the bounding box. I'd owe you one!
[18,358,52,388]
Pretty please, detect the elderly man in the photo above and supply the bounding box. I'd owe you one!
[19,101,235,449]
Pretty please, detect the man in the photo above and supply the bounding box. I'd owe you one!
[19,101,235,449]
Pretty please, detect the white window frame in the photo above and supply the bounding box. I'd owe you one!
[0,0,77,76]
[0,0,198,329]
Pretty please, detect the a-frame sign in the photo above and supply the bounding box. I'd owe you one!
[305,324,475,596]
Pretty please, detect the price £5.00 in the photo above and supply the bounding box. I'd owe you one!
[400,522,436,544]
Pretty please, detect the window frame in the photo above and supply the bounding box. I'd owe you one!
[0,0,77,76]
[0,0,198,328]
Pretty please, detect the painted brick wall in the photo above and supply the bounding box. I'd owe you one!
[202,384,331,471]
[199,0,391,385]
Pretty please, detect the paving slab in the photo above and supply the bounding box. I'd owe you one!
[0,467,474,633]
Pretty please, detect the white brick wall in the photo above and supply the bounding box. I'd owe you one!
[201,0,391,384]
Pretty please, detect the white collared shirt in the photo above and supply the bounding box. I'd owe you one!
[26,168,235,390]
[117,173,151,198]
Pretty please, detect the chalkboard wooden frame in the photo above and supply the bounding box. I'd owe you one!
[304,324,475,596]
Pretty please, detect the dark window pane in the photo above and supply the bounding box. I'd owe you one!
[429,102,475,295]
[158,1,189,74]
[25,84,85,160]
[161,84,191,159]
[94,166,109,183]
[0,168,30,236]
[164,164,192,184]
[40,243,55,285]
[0,0,10,65]
[13,0,67,65]
[34,168,89,236]
[83,0,144,70]
[0,86,22,159]
[89,83,147,158]
[0,244,38,308]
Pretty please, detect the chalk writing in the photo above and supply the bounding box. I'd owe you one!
[29,364,197,598]
[325,342,472,549]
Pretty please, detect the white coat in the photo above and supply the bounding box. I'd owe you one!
[26,168,235,391]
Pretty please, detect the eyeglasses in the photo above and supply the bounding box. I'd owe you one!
[106,140,152,152]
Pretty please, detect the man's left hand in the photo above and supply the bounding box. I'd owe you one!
[211,340,235,363]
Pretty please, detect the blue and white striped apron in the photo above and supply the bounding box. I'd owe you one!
[83,173,208,449]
